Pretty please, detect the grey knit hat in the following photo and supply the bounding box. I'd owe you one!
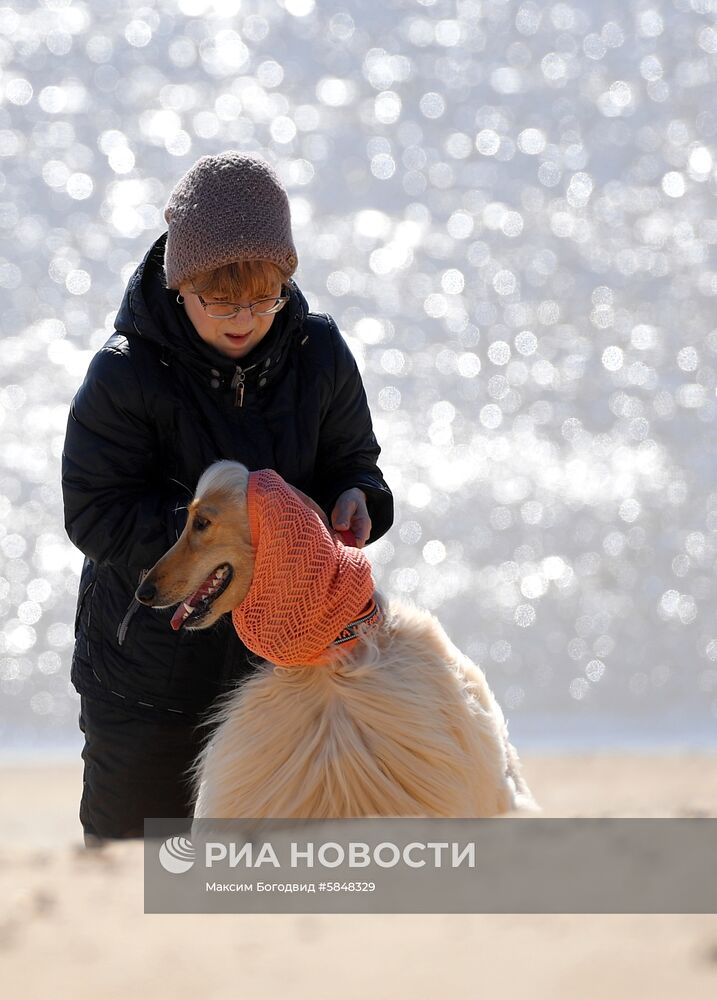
[163,151,298,289]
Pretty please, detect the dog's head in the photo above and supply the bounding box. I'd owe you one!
[136,460,255,631]
[138,461,375,661]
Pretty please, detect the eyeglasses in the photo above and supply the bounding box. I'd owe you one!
[194,290,289,319]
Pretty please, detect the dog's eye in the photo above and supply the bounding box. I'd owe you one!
[193,516,211,532]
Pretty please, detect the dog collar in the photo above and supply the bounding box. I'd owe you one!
[331,597,382,649]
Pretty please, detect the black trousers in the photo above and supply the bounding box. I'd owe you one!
[78,694,212,845]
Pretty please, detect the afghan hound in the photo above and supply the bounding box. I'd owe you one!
[137,461,537,819]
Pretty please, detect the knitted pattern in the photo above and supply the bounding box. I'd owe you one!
[163,151,298,288]
[232,469,377,667]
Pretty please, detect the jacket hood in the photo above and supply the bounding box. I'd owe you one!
[114,231,309,387]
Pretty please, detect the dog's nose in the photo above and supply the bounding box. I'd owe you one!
[136,579,157,604]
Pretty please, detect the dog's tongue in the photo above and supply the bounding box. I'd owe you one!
[170,566,229,630]
[170,600,197,631]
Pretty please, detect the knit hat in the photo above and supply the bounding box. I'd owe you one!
[163,151,298,288]
[232,470,380,668]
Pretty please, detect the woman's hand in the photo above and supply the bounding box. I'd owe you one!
[331,487,371,548]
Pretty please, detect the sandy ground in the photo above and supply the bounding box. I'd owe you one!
[1,753,716,998]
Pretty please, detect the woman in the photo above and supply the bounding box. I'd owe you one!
[61,151,393,842]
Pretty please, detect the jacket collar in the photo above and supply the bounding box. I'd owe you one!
[114,231,309,393]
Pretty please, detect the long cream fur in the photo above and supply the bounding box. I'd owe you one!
[143,460,537,819]
[190,600,536,818]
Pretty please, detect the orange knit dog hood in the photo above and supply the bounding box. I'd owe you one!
[232,470,380,667]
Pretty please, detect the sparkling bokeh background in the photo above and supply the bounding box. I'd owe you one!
[2,0,717,753]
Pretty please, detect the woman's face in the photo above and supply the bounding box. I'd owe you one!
[179,280,283,360]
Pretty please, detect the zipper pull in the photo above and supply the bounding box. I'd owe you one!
[231,367,245,407]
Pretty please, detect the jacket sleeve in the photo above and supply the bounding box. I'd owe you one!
[61,343,189,569]
[312,316,394,544]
